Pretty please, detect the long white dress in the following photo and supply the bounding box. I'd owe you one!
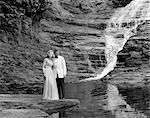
[43,58,59,100]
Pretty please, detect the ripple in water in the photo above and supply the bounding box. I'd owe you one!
[47,81,150,118]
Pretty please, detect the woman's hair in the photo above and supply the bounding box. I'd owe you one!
[46,54,49,58]
[46,50,54,58]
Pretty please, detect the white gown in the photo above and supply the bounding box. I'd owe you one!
[43,58,59,100]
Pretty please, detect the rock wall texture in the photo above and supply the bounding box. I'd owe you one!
[114,21,150,81]
[0,0,149,93]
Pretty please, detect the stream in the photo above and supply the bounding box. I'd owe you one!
[48,81,150,118]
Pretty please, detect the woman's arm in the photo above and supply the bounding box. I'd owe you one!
[52,59,57,79]
[52,59,56,69]
[43,58,47,76]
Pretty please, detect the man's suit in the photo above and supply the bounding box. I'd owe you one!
[54,55,67,99]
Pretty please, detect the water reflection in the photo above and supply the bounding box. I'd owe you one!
[49,81,149,118]
[119,87,149,111]
[49,112,59,118]
[49,111,66,118]
[65,81,107,109]
[106,84,147,118]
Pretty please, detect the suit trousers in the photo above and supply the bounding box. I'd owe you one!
[56,76,65,99]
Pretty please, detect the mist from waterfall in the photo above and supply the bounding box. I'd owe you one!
[84,0,150,81]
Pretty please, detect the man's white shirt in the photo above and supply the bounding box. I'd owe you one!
[54,55,67,78]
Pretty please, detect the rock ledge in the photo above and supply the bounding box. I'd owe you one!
[0,94,80,118]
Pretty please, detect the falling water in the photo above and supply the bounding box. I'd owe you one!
[85,0,150,81]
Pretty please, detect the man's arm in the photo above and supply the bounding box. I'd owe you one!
[62,56,67,77]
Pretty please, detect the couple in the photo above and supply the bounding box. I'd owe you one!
[43,50,67,100]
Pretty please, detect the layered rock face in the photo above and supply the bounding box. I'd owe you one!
[115,21,150,81]
[0,0,149,93]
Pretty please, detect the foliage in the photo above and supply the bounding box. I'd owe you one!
[1,0,51,21]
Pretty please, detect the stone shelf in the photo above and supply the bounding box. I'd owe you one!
[0,94,80,118]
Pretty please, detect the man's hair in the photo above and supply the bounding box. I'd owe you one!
[54,49,59,53]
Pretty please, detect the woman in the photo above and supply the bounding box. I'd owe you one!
[43,50,59,100]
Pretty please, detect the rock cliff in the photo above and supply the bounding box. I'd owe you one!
[0,0,149,93]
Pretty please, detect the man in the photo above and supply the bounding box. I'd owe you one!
[54,50,67,99]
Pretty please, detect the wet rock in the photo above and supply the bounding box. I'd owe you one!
[0,94,80,115]
[0,109,49,118]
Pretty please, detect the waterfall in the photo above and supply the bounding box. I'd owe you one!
[84,0,150,81]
